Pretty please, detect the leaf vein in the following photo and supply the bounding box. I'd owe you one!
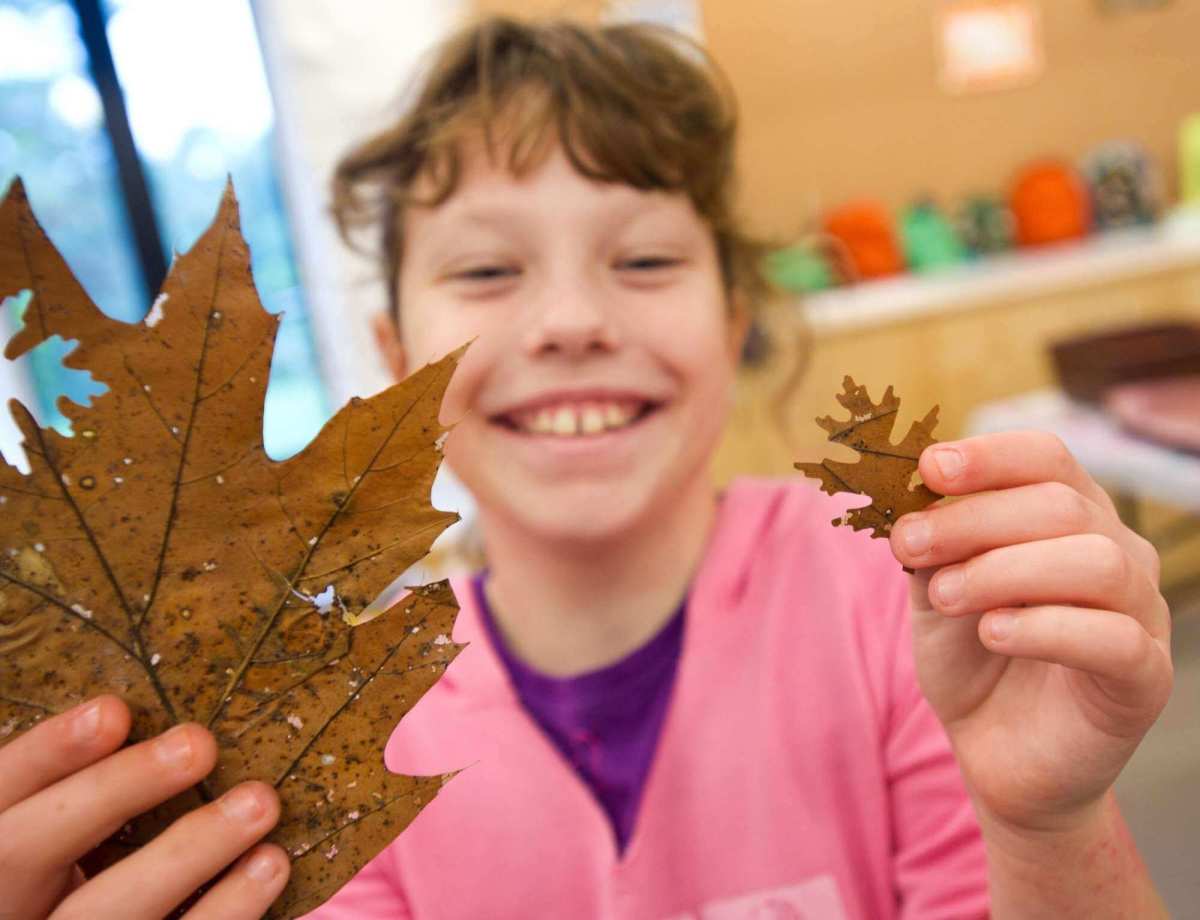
[270,621,423,788]
[203,371,442,732]
[0,570,137,656]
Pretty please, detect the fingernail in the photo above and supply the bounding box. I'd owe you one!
[154,724,194,769]
[220,785,266,824]
[989,613,1016,641]
[245,850,281,883]
[71,700,102,743]
[902,517,932,556]
[935,568,965,606]
[932,447,964,481]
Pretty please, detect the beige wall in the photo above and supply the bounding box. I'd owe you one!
[475,1,1200,240]
[705,0,1200,238]
[476,0,608,18]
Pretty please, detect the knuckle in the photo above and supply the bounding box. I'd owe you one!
[1039,430,1068,459]
[1137,535,1162,584]
[1143,594,1172,643]
[1110,617,1151,675]
[1045,605,1075,647]
[955,556,985,600]
[1042,433,1075,479]
[1094,485,1120,516]
[1083,533,1128,590]
[960,553,980,581]
[1043,481,1090,532]
[1157,658,1176,709]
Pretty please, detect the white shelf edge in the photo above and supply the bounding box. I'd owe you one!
[798,222,1200,336]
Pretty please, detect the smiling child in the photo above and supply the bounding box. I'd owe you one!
[0,14,1174,920]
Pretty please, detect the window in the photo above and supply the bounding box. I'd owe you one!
[0,0,329,461]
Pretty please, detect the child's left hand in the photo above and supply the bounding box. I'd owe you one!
[889,431,1174,836]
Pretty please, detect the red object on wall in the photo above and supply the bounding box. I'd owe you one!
[1010,160,1092,246]
[823,201,905,280]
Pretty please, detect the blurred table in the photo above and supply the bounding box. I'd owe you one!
[966,389,1200,603]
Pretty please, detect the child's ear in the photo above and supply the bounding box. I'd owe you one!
[371,311,408,382]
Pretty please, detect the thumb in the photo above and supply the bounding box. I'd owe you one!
[908,566,1004,726]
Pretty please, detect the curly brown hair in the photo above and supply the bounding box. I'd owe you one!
[329,14,771,324]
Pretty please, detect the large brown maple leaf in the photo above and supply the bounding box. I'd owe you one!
[0,178,463,917]
[795,375,941,538]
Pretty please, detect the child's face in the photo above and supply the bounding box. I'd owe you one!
[383,139,747,544]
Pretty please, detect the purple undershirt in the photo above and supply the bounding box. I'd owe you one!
[471,571,686,854]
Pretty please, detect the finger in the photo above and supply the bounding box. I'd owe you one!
[0,723,217,874]
[919,430,1115,512]
[891,480,1153,572]
[183,844,290,920]
[56,782,281,920]
[0,695,130,814]
[927,533,1169,639]
[907,570,1008,726]
[978,605,1173,714]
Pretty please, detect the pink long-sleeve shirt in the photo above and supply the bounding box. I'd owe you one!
[305,477,990,919]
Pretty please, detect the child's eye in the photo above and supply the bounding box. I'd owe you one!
[616,256,682,271]
[453,265,519,281]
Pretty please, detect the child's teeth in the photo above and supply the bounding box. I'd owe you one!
[513,401,642,435]
[581,406,605,434]
[603,404,629,428]
[530,409,554,433]
[551,407,577,435]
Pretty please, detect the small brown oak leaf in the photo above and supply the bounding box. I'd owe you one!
[795,376,942,539]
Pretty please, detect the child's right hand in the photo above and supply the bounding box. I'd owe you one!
[0,695,290,919]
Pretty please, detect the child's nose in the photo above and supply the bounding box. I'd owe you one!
[521,279,621,358]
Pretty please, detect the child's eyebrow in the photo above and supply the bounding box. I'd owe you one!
[415,195,693,260]
[438,186,679,227]
[411,208,521,261]
[425,204,521,229]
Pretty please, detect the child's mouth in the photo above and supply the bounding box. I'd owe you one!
[490,399,662,438]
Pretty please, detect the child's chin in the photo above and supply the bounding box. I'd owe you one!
[507,480,656,545]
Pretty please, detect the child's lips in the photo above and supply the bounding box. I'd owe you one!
[487,402,666,466]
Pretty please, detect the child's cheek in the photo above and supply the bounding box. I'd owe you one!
[434,335,490,428]
[436,360,473,429]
